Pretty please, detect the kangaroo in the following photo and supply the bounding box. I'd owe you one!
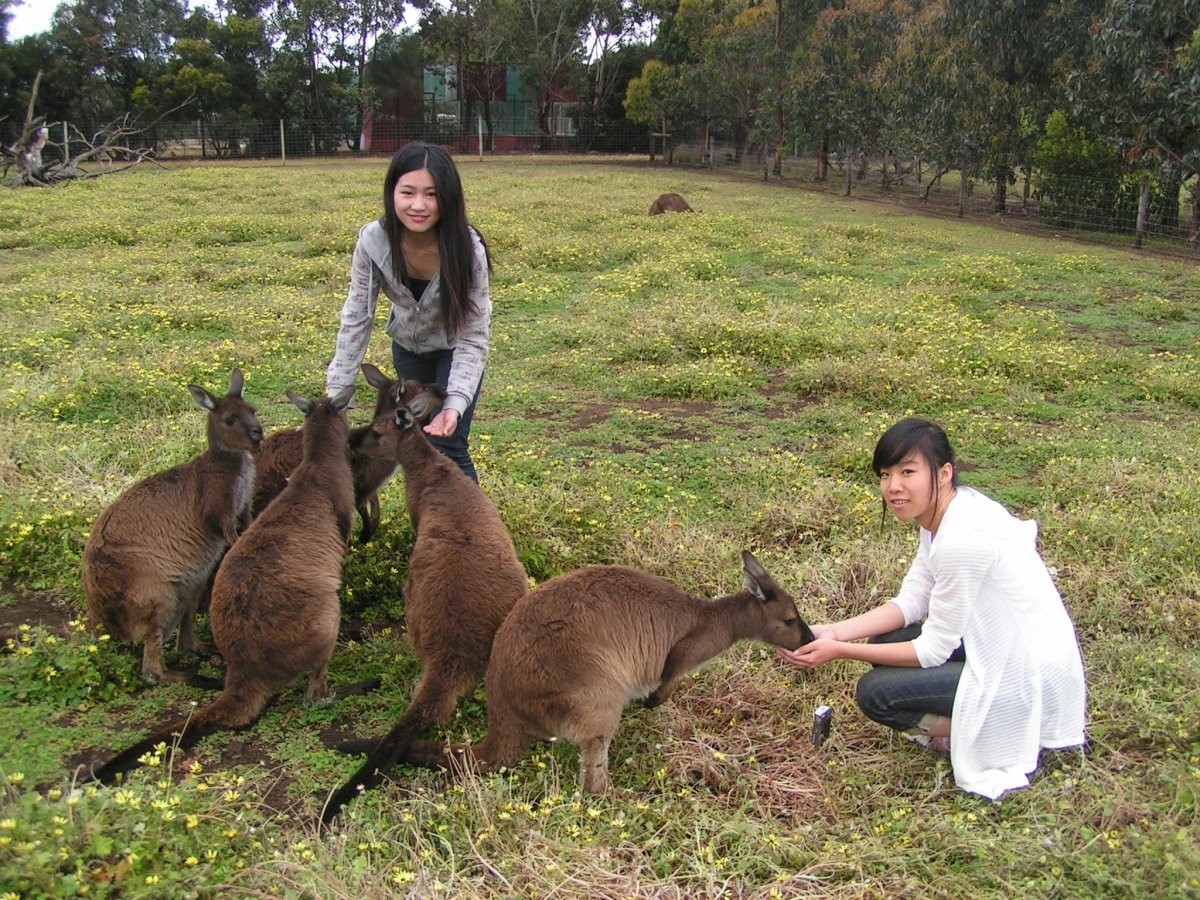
[320,398,529,825]
[83,368,263,683]
[649,192,693,215]
[404,552,815,795]
[86,384,370,785]
[253,363,410,542]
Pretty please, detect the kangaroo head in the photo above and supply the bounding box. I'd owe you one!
[187,368,263,454]
[350,381,443,460]
[286,384,356,419]
[404,382,447,423]
[741,550,816,651]
[361,364,414,420]
[349,407,412,460]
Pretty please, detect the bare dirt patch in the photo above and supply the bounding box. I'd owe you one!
[0,581,78,646]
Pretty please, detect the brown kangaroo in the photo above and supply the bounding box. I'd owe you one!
[320,398,529,825]
[404,552,815,794]
[86,385,369,785]
[253,363,412,542]
[83,368,263,683]
[649,192,693,215]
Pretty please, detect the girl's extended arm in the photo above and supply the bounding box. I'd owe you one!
[326,228,381,394]
[823,602,907,642]
[780,602,918,668]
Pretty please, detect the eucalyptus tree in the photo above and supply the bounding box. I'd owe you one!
[665,0,775,162]
[333,0,413,146]
[576,0,656,150]
[761,0,821,176]
[32,0,188,127]
[943,0,1091,211]
[884,0,992,212]
[271,0,342,122]
[270,0,410,148]
[793,0,914,194]
[1074,0,1200,243]
[419,0,509,148]
[622,0,694,159]
[204,10,275,119]
[504,0,595,145]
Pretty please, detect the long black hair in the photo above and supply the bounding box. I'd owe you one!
[871,417,959,522]
[380,142,492,337]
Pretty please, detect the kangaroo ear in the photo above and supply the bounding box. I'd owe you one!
[361,363,388,390]
[406,384,445,422]
[741,551,770,603]
[287,390,313,416]
[330,384,356,413]
[188,383,217,412]
[228,368,245,398]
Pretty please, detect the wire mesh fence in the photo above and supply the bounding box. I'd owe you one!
[4,116,1197,256]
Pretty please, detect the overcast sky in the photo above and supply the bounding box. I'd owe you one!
[7,0,54,40]
[5,1,230,41]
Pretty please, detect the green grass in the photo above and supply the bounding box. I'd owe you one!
[1,157,1198,897]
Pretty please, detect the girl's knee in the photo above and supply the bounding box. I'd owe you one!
[854,671,886,719]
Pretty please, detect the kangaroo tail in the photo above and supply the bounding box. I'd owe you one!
[86,711,219,785]
[86,686,270,786]
[321,707,428,826]
[404,738,456,770]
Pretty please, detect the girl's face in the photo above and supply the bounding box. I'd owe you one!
[393,168,440,234]
[878,452,953,532]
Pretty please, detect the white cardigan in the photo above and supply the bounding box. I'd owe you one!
[890,486,1087,799]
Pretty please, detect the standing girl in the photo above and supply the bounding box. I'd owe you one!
[326,142,492,481]
[781,417,1086,800]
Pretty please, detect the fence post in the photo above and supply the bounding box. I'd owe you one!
[1135,173,1149,248]
[478,114,483,162]
[280,119,286,165]
[62,122,69,162]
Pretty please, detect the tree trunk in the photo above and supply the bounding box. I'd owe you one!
[1159,169,1181,232]
[958,160,967,218]
[992,167,1008,212]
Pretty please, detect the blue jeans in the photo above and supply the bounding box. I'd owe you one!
[391,343,480,483]
[854,623,965,732]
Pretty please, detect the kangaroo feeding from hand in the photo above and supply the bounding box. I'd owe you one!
[403,551,815,795]
[320,395,528,825]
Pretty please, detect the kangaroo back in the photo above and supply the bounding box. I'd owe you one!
[82,368,263,683]
[406,552,813,795]
[211,385,358,674]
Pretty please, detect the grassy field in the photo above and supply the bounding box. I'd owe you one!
[1,157,1198,898]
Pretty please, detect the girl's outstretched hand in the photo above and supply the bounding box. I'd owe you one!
[779,628,841,669]
[423,408,460,438]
